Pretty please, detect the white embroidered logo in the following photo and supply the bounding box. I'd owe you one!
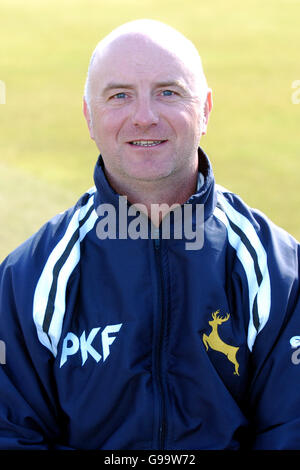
[59,323,122,367]
[290,336,300,348]
[290,336,300,365]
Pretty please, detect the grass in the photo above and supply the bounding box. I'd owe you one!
[0,0,299,261]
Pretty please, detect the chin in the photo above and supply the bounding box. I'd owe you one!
[129,172,169,183]
[126,165,174,182]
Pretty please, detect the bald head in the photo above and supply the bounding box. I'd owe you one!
[84,19,208,110]
[82,19,213,200]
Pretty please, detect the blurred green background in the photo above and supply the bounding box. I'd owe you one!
[1,0,299,261]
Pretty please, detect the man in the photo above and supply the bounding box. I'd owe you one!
[0,19,299,450]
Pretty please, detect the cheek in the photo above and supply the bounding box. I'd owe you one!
[172,108,201,138]
[91,108,125,143]
[185,106,202,135]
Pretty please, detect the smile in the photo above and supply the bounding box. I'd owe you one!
[129,140,166,147]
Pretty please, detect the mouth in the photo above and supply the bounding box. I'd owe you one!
[128,140,167,147]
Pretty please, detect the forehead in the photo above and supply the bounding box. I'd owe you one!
[91,33,197,90]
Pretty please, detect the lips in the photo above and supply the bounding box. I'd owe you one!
[128,140,167,147]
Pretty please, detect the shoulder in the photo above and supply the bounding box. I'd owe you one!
[0,186,97,281]
[213,184,299,313]
[214,183,299,252]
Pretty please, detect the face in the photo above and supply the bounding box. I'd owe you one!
[84,34,211,189]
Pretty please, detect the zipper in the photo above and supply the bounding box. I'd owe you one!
[153,235,167,449]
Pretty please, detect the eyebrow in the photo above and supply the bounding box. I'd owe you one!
[155,80,189,92]
[102,83,134,95]
[102,79,189,95]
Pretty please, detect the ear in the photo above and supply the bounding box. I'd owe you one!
[83,97,95,140]
[201,88,213,135]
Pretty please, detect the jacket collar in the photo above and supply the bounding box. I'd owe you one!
[93,146,216,221]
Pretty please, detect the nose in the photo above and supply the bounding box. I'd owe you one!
[131,95,159,128]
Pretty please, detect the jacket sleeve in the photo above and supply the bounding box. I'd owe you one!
[249,221,300,449]
[0,247,65,449]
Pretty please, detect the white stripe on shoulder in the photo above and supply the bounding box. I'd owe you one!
[33,190,98,356]
[214,191,271,351]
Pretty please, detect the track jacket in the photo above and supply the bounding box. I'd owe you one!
[0,147,299,450]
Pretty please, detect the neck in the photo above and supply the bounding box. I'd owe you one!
[105,168,199,226]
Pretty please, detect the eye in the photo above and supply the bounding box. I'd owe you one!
[161,90,175,97]
[112,92,127,99]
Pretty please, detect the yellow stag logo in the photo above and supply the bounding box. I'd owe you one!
[202,311,240,376]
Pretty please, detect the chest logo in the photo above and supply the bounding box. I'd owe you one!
[59,323,122,367]
[203,310,240,375]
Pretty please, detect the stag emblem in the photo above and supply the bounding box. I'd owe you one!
[203,310,240,375]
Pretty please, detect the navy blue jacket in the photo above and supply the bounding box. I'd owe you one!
[0,148,299,450]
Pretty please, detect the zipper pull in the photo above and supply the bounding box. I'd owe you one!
[154,237,160,250]
[152,227,160,250]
